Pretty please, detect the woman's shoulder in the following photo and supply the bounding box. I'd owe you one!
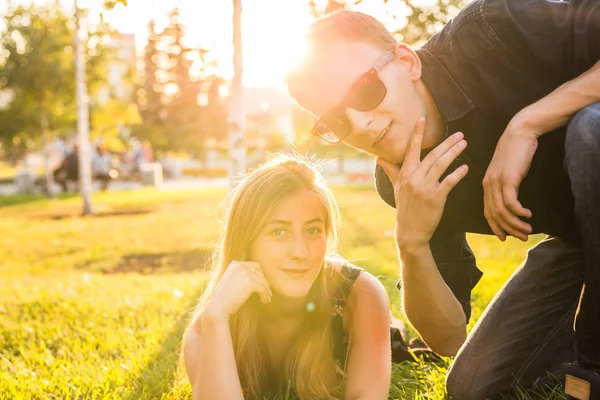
[326,258,389,335]
[326,259,388,311]
[325,258,387,304]
[326,257,364,282]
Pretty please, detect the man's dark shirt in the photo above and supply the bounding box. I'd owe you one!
[374,0,600,321]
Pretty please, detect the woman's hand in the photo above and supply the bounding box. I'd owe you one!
[376,117,469,249]
[203,261,272,319]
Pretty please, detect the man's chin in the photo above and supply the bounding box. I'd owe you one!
[376,152,403,166]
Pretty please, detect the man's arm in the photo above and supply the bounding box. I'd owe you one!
[517,60,600,135]
[483,0,600,241]
[484,61,600,241]
[397,228,481,356]
[399,243,466,356]
[375,118,478,356]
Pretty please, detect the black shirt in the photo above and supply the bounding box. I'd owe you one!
[374,0,600,321]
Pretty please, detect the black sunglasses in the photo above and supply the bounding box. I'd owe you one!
[311,50,395,144]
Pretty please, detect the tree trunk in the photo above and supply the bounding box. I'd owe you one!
[74,0,93,215]
[228,0,246,188]
[41,106,56,198]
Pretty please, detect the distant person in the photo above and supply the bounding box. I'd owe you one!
[92,144,114,191]
[142,140,154,163]
[53,145,79,193]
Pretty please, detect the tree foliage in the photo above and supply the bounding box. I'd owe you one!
[0,4,119,159]
[134,8,228,155]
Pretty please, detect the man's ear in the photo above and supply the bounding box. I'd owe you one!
[394,43,422,81]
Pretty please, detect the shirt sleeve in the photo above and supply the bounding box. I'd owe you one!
[375,163,483,321]
[485,0,600,80]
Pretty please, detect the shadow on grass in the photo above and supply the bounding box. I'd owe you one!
[103,248,212,274]
[122,287,205,400]
[0,192,78,209]
[49,208,153,220]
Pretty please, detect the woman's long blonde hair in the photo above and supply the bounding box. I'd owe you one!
[183,154,344,399]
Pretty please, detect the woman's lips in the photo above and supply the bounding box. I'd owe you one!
[282,268,311,276]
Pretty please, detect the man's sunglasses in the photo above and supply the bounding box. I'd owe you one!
[311,50,395,144]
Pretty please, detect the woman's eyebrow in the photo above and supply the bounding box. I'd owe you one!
[265,217,324,226]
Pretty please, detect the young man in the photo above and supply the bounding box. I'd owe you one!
[286,1,600,398]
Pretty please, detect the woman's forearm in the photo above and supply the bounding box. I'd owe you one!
[185,313,245,400]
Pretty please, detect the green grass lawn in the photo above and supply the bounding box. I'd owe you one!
[0,187,562,399]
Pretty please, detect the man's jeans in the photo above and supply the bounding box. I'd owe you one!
[565,103,600,373]
[446,103,600,400]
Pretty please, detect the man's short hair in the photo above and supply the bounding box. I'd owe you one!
[286,11,397,109]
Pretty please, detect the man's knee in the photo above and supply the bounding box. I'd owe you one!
[446,361,471,400]
[446,354,492,400]
[566,102,600,153]
[565,103,600,189]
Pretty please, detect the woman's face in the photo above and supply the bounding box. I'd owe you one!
[249,189,328,299]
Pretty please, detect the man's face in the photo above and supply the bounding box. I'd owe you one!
[294,42,426,164]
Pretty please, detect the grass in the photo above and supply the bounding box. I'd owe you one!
[0,186,563,399]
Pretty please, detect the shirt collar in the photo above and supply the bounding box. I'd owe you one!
[416,48,475,122]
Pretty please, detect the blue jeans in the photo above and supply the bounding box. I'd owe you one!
[446,103,600,399]
[565,103,600,373]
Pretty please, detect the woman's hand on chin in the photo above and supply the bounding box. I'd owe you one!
[203,261,272,319]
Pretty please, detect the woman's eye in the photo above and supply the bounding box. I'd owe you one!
[270,229,286,237]
[307,227,323,235]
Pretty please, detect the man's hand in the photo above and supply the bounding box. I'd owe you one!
[483,115,538,242]
[376,117,469,249]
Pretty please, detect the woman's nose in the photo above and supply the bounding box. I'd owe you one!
[289,237,309,260]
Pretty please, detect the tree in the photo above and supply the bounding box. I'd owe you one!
[161,8,204,154]
[90,99,141,150]
[307,0,465,45]
[228,0,246,185]
[0,4,115,152]
[103,0,128,9]
[0,6,76,152]
[389,0,466,46]
[0,2,128,211]
[202,75,228,145]
[308,0,350,17]
[138,19,163,125]
[0,5,79,194]
[134,9,228,157]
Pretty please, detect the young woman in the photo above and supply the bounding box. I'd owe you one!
[183,155,392,400]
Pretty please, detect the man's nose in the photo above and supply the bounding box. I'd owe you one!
[345,108,375,134]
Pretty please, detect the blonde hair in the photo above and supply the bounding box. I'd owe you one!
[286,10,398,108]
[183,154,344,399]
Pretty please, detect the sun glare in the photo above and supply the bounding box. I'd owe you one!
[11,0,408,88]
[242,4,312,88]
[97,0,314,88]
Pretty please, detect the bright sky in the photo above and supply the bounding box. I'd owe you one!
[1,0,412,88]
